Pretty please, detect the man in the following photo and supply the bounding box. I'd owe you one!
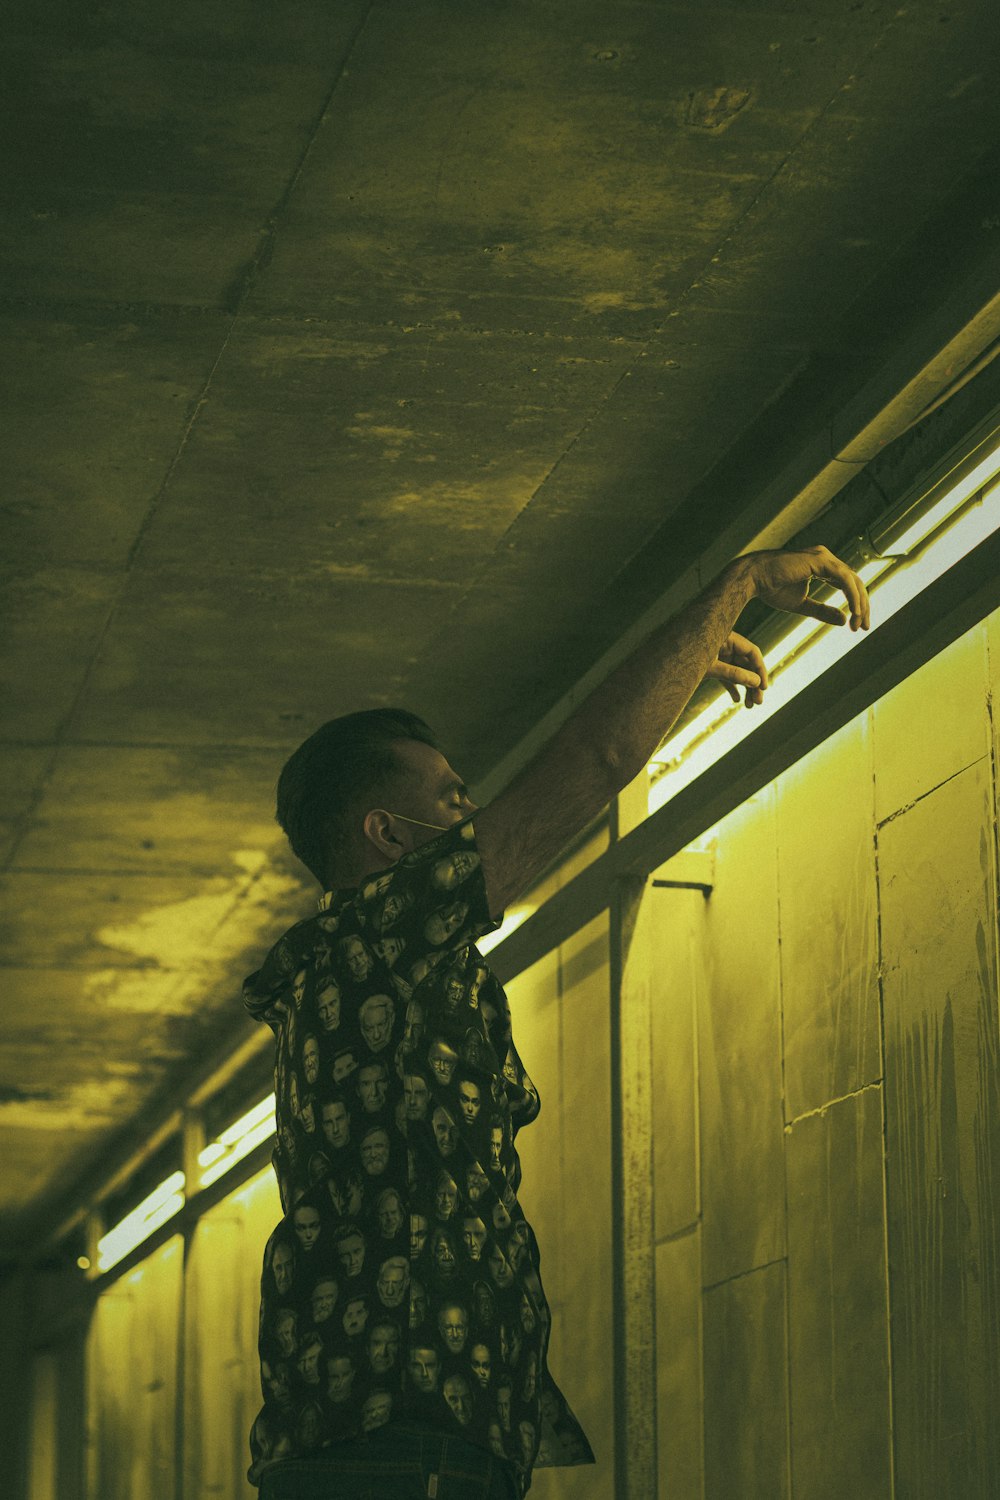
[245,545,870,1497]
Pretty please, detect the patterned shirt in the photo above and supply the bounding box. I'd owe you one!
[243,815,594,1493]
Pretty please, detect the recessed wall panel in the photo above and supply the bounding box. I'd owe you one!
[655,1229,704,1500]
[878,759,1000,1497]
[785,1085,891,1500]
[184,1169,281,1500]
[698,789,785,1286]
[702,1260,788,1500]
[651,888,701,1241]
[776,713,880,1121]
[873,623,989,824]
[85,1236,182,1500]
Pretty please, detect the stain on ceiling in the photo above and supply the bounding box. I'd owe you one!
[2,0,998,1258]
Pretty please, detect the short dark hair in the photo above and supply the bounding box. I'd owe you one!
[276,709,443,886]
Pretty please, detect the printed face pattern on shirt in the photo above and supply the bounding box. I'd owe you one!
[243,817,594,1494]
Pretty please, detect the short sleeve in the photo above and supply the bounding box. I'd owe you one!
[351,814,503,977]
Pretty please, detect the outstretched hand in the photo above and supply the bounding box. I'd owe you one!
[745,544,871,631]
[705,631,769,707]
[706,546,871,708]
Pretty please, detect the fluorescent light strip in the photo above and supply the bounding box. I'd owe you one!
[97,1170,186,1273]
[95,1097,280,1273]
[648,468,1000,816]
[198,1095,276,1189]
[477,905,535,955]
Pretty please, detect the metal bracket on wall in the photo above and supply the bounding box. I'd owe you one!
[650,847,715,894]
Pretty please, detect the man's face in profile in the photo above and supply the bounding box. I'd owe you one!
[357,741,479,875]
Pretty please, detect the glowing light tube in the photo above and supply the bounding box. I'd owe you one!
[648,465,1000,816]
[97,1170,186,1273]
[198,1094,276,1189]
[477,906,534,955]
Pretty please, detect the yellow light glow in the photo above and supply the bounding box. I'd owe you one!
[887,448,1000,555]
[477,905,535,955]
[648,463,1000,815]
[198,1094,276,1189]
[76,1255,90,1270]
[97,1170,186,1273]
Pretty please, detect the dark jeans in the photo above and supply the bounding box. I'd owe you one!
[258,1421,522,1500]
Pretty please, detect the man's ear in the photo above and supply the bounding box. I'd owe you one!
[363,808,404,859]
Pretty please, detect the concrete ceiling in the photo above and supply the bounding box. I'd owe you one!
[2,0,999,1260]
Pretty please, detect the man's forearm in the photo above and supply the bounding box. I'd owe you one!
[557,557,756,790]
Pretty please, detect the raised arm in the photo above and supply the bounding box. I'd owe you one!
[475,545,869,916]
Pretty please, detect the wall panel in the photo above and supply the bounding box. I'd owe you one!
[785,1085,892,1500]
[85,1236,183,1500]
[776,713,880,1121]
[651,887,701,1241]
[654,1228,703,1500]
[184,1168,281,1500]
[878,756,1000,1497]
[702,1261,788,1500]
[873,624,990,823]
[27,1353,57,1500]
[510,910,611,1500]
[552,913,613,1498]
[698,788,785,1286]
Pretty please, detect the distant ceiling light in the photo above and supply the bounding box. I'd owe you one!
[97,1170,186,1274]
[197,1095,276,1190]
[76,1255,90,1271]
[647,437,1000,812]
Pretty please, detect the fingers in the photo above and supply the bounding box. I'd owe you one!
[791,598,849,626]
[816,553,870,632]
[711,658,764,710]
[711,661,761,688]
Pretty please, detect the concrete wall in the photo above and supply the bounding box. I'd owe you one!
[507,829,613,1500]
[183,1172,283,1500]
[652,607,1000,1500]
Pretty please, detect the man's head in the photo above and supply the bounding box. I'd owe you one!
[326,1352,355,1402]
[275,711,476,889]
[321,1098,350,1150]
[408,1343,439,1393]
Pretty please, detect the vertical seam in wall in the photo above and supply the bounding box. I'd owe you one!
[985,634,1000,1034]
[775,789,795,1500]
[691,896,706,1500]
[174,1227,193,1500]
[871,703,898,1500]
[608,869,628,1500]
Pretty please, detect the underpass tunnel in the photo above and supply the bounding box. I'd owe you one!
[4,3,1000,1499]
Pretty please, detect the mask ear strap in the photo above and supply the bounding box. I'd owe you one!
[387,812,448,832]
